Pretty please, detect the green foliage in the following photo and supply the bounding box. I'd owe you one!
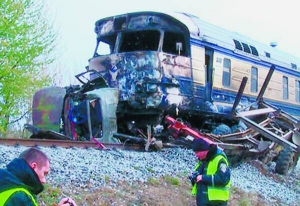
[104,175,110,183]
[38,184,62,205]
[148,177,160,185]
[0,0,57,134]
[146,167,154,173]
[164,175,180,186]
[296,180,300,188]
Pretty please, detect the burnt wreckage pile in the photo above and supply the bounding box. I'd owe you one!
[25,65,300,176]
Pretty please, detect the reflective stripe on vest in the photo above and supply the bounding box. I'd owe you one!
[191,162,201,196]
[0,188,38,206]
[191,154,231,201]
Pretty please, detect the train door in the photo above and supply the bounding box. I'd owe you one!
[205,47,214,102]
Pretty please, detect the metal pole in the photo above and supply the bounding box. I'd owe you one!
[231,76,248,116]
[256,64,275,102]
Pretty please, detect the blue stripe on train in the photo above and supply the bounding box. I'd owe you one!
[210,88,300,117]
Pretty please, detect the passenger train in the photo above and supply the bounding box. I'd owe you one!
[87,11,300,132]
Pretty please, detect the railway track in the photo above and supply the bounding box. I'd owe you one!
[0,137,142,150]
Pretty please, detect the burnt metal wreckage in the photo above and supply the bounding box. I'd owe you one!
[25,64,300,175]
[24,11,300,175]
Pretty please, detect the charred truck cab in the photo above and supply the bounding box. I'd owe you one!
[88,12,194,131]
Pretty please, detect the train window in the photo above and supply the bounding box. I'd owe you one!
[250,46,259,56]
[119,30,160,52]
[251,67,258,93]
[233,40,258,56]
[242,43,251,53]
[283,76,289,100]
[233,39,243,50]
[296,80,300,102]
[222,58,231,87]
[163,31,187,56]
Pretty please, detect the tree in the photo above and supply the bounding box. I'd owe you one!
[0,0,57,135]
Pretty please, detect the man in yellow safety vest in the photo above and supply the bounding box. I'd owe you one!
[0,147,77,206]
[189,138,231,206]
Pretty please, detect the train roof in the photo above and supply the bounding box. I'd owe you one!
[95,11,300,72]
[167,12,300,71]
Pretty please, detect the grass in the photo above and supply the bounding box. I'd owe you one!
[237,198,251,206]
[296,179,300,187]
[38,184,62,205]
[148,177,160,185]
[164,175,180,185]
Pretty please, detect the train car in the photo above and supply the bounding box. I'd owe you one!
[88,11,300,132]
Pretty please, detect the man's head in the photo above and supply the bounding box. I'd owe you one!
[19,147,50,184]
[192,138,211,160]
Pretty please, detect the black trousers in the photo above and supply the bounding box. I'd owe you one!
[197,201,227,206]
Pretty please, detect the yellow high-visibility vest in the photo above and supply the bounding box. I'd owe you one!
[0,188,38,206]
[191,154,230,201]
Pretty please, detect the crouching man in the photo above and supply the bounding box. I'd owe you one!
[0,147,77,206]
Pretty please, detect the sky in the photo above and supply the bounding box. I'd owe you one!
[47,0,300,85]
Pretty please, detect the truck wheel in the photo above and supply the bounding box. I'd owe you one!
[275,148,297,175]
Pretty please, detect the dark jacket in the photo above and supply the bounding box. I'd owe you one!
[194,145,231,206]
[0,158,44,206]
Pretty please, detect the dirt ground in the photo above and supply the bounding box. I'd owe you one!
[41,177,271,206]
[38,160,299,206]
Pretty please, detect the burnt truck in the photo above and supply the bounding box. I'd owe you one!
[25,11,300,175]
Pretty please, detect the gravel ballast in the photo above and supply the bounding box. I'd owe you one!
[0,145,299,205]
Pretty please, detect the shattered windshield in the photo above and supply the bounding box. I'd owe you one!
[119,30,160,52]
[94,34,117,56]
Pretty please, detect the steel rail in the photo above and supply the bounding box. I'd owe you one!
[0,138,142,150]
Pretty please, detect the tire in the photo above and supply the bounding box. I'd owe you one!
[275,148,296,175]
[211,124,232,135]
